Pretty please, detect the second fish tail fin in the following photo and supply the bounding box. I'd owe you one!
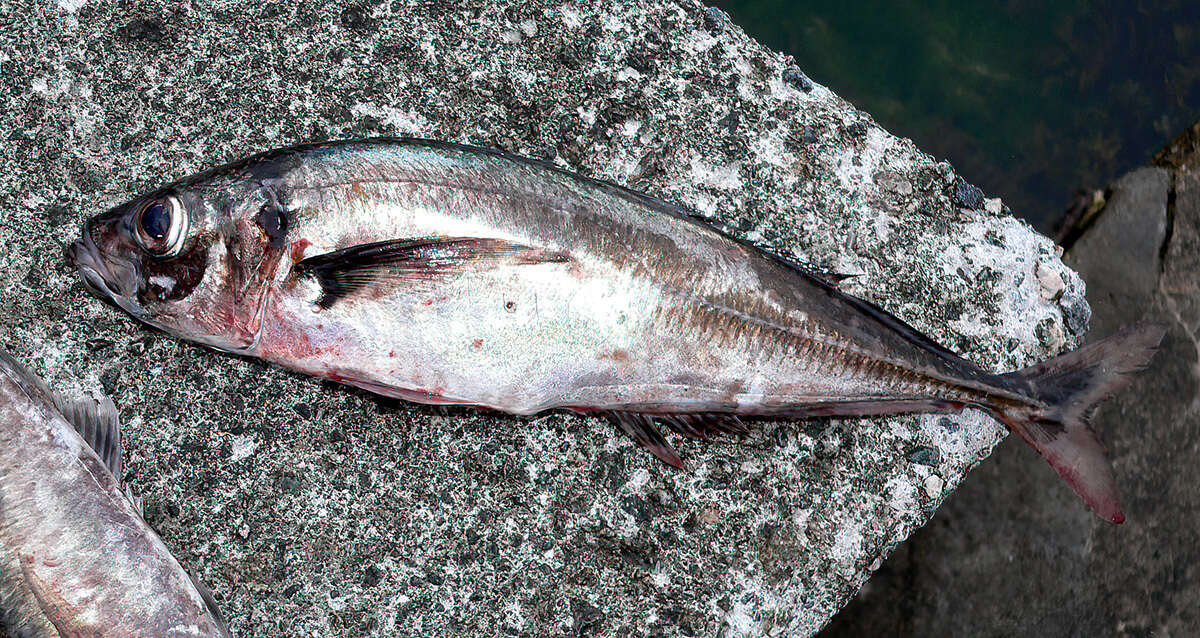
[994,322,1166,524]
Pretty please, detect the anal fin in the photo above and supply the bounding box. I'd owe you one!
[603,412,751,467]
[605,412,683,467]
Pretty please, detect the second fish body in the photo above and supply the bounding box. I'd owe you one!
[0,349,229,637]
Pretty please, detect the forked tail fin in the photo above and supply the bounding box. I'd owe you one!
[997,323,1166,524]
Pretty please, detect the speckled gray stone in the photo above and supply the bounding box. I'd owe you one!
[826,141,1198,638]
[0,1,1086,635]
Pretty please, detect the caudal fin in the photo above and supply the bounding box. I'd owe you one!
[997,322,1166,524]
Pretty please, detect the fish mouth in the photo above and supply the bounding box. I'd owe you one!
[65,233,147,319]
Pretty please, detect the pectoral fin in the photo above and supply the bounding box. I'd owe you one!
[293,236,569,308]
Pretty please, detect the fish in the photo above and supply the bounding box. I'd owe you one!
[66,137,1163,524]
[0,348,230,637]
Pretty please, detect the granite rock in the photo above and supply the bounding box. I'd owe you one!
[1,1,1085,635]
[826,140,1197,638]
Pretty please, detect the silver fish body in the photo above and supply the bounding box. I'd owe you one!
[67,138,1163,523]
[0,350,229,637]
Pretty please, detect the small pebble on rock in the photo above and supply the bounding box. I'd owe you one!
[924,475,945,499]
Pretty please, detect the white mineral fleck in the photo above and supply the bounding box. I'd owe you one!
[924,474,945,498]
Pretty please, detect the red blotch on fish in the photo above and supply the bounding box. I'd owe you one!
[599,349,631,364]
[290,239,311,263]
[256,298,335,362]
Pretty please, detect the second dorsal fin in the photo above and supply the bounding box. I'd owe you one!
[0,349,137,511]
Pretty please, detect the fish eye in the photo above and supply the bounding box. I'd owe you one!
[134,195,187,256]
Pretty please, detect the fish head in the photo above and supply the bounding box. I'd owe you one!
[67,176,290,353]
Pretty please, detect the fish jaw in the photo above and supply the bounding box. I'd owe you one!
[66,220,149,322]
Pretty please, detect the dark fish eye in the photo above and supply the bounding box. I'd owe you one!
[140,202,169,239]
[134,195,187,256]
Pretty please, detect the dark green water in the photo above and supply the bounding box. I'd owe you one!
[715,1,1200,232]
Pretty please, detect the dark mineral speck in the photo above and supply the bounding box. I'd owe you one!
[116,18,166,42]
[717,109,739,135]
[45,204,71,227]
[953,177,986,210]
[702,7,725,34]
[217,419,245,435]
[936,417,960,433]
[783,67,814,92]
[362,565,383,587]
[99,366,120,394]
[844,121,869,139]
[1061,294,1092,336]
[340,5,375,31]
[620,495,654,524]
[1035,317,1058,346]
[276,475,304,495]
[905,446,942,467]
[571,598,604,630]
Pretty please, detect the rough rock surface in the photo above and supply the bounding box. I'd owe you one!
[1,1,1086,635]
[1067,167,1169,337]
[826,139,1196,637]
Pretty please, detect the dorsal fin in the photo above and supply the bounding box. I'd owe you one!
[51,392,125,481]
[0,349,127,482]
[836,290,961,359]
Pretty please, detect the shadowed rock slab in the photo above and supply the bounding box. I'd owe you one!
[1,1,1085,635]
